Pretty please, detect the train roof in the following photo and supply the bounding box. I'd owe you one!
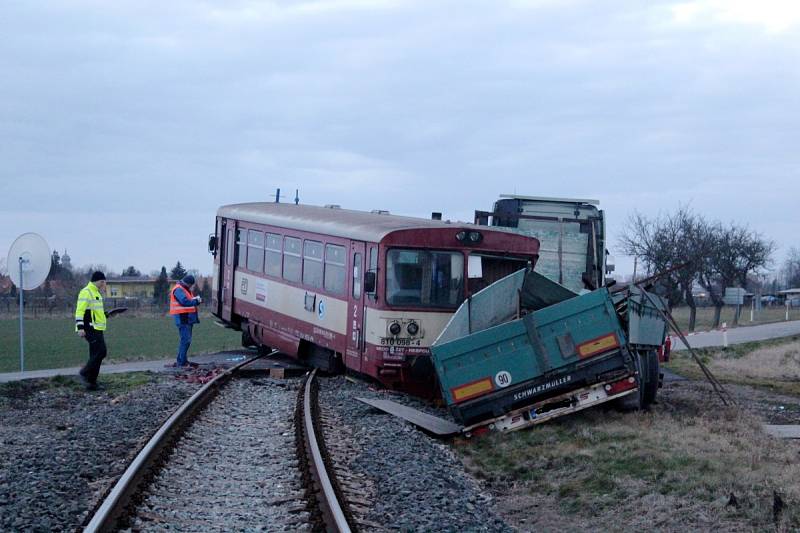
[217,203,522,243]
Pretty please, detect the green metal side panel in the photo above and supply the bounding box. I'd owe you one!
[431,288,627,406]
[626,286,668,347]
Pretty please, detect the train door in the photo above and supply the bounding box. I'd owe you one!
[347,241,366,372]
[219,220,235,321]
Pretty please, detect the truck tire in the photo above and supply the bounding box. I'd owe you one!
[615,349,659,411]
[640,349,660,408]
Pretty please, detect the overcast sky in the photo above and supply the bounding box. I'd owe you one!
[1,0,798,278]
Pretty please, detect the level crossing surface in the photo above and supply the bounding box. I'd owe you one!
[0,350,302,384]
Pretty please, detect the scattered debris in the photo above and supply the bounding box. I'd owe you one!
[173,367,224,385]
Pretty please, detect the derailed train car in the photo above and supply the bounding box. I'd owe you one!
[208,203,540,396]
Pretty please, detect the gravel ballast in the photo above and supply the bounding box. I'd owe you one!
[0,373,198,531]
[319,375,510,532]
[2,370,512,531]
[129,377,308,531]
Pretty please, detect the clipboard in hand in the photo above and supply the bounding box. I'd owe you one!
[106,308,128,318]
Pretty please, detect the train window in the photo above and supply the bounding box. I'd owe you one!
[236,229,247,268]
[247,230,264,272]
[265,233,282,278]
[283,236,302,282]
[303,240,323,288]
[366,247,378,300]
[226,229,233,266]
[324,244,346,295]
[352,252,362,299]
[386,249,464,308]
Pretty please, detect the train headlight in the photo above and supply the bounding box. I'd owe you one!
[389,322,402,336]
[407,321,419,336]
[455,231,467,242]
[468,231,482,243]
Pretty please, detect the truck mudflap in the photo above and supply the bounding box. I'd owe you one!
[465,375,638,435]
[450,347,634,426]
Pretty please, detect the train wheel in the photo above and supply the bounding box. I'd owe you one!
[305,343,342,374]
[257,344,274,356]
[241,327,257,348]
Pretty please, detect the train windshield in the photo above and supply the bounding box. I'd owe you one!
[386,249,464,308]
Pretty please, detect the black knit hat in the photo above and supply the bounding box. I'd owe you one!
[91,271,106,282]
[182,274,196,286]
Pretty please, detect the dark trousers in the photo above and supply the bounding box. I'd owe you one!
[81,330,107,384]
[176,324,193,366]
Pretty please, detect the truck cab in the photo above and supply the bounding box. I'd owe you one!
[475,195,612,293]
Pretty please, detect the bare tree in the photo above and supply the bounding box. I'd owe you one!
[619,210,682,308]
[619,206,707,329]
[783,248,800,289]
[697,223,774,327]
[674,210,716,331]
[621,208,773,331]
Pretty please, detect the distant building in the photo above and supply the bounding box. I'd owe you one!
[105,276,209,299]
[105,277,162,298]
[779,288,800,307]
[61,249,72,271]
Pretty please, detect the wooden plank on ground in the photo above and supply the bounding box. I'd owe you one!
[356,397,462,437]
[764,425,800,439]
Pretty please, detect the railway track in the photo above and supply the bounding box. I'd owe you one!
[84,355,357,532]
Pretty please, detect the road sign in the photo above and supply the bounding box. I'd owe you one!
[723,287,746,306]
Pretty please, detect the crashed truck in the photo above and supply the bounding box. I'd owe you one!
[428,268,669,434]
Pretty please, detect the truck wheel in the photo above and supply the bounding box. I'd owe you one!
[615,349,659,411]
[640,349,660,408]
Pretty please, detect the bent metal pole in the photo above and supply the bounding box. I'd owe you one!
[18,256,24,373]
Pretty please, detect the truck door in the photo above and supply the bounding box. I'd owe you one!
[347,241,366,372]
[220,220,235,321]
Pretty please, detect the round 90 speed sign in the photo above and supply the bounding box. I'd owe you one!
[495,370,512,388]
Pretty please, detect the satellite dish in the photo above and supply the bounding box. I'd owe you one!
[8,233,51,290]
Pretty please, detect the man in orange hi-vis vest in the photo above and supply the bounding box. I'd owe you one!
[170,275,202,367]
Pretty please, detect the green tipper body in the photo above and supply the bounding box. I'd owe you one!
[431,269,668,424]
[432,283,626,407]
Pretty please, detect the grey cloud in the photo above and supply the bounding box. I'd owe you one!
[1,0,799,273]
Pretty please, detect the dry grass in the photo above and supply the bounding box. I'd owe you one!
[458,403,800,531]
[668,336,800,396]
[713,344,800,380]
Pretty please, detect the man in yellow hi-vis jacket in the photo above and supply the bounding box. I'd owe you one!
[75,271,108,390]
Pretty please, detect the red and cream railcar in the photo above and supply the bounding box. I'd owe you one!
[209,203,540,396]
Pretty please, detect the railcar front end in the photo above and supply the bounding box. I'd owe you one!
[208,203,540,398]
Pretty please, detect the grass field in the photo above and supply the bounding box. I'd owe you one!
[667,335,800,396]
[458,404,800,530]
[670,305,800,332]
[458,336,800,530]
[0,316,241,373]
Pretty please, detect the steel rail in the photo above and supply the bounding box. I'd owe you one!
[83,352,272,532]
[303,369,352,533]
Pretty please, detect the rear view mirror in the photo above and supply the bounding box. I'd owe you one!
[208,234,217,255]
[364,271,376,293]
